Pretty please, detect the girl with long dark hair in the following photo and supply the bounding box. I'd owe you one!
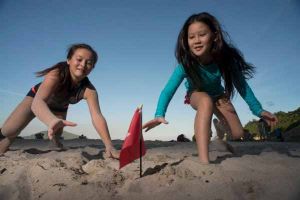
[0,43,119,158]
[143,12,278,163]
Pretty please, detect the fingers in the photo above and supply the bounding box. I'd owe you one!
[145,126,154,132]
[143,117,168,130]
[273,115,279,124]
[267,114,278,128]
[142,120,154,129]
[142,119,157,130]
[48,129,54,140]
[63,120,77,127]
[271,117,278,129]
[48,119,76,140]
[261,111,278,129]
[144,124,156,132]
[145,125,157,132]
[143,118,165,132]
[161,119,169,124]
[265,117,275,128]
[110,149,120,159]
[268,121,275,129]
[104,149,120,159]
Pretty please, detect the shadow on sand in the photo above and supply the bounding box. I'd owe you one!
[210,142,300,164]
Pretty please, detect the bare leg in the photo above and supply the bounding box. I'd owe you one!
[190,92,214,164]
[0,97,35,154]
[213,96,244,140]
[213,118,225,140]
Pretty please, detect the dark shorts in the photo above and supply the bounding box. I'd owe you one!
[0,129,5,139]
[184,90,229,105]
[26,84,68,113]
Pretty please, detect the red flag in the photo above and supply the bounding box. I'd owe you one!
[119,107,146,169]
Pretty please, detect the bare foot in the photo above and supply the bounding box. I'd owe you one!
[199,160,210,165]
[198,155,209,165]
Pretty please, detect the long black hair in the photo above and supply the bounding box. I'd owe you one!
[35,43,98,92]
[175,12,255,98]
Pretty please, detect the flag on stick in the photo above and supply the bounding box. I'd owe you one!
[119,106,146,171]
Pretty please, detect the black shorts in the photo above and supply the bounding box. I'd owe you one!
[26,83,68,113]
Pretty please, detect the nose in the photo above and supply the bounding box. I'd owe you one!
[195,35,201,43]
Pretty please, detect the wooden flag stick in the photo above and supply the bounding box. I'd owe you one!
[139,105,143,178]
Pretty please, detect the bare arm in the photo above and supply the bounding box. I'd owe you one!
[31,69,76,139]
[143,65,184,132]
[31,70,60,125]
[84,87,118,158]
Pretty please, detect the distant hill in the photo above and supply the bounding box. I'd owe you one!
[23,131,85,140]
[284,126,300,142]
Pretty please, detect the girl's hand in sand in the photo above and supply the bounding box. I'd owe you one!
[260,111,278,129]
[48,119,77,140]
[143,117,169,132]
[104,148,120,159]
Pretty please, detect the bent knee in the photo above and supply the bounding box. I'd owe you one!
[191,92,214,111]
[1,127,20,138]
[198,98,214,113]
[231,130,244,139]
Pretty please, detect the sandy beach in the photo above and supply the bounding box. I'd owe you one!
[1,139,300,200]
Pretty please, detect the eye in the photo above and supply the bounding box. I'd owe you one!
[86,61,94,68]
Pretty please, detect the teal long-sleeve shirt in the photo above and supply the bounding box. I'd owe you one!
[154,63,263,118]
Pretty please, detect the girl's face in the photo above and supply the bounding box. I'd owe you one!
[67,48,94,83]
[187,21,215,62]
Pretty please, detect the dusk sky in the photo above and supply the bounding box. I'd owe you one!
[1,0,299,141]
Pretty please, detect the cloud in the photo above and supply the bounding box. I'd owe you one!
[0,88,23,97]
[266,101,275,107]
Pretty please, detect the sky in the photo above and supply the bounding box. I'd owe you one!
[0,0,300,141]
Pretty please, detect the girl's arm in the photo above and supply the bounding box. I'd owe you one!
[143,65,185,131]
[154,64,186,118]
[84,87,116,153]
[233,72,278,127]
[233,72,264,117]
[31,69,76,139]
[31,70,60,124]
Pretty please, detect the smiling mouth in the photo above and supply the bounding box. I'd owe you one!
[76,68,85,73]
[194,46,203,51]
